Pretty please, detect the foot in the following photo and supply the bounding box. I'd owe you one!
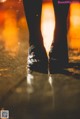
[27,45,48,73]
[49,45,69,74]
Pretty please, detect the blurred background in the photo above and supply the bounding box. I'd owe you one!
[0,0,80,119]
[0,0,80,59]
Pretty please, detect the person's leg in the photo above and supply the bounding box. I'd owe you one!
[23,0,48,73]
[49,0,70,73]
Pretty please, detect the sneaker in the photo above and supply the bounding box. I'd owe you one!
[49,44,69,74]
[27,45,48,73]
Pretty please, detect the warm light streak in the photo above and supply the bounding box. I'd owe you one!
[41,2,55,54]
[68,3,80,50]
[2,11,19,56]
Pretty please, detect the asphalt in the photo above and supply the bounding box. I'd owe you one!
[0,29,80,119]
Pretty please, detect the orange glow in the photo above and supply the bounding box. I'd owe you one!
[0,1,80,61]
[18,17,28,29]
[0,12,5,25]
[1,11,19,57]
[68,3,80,50]
[41,2,55,54]
[0,0,6,2]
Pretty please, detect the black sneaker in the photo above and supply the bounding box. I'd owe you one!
[49,44,69,74]
[27,45,48,73]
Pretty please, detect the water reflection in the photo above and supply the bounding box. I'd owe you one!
[26,71,55,115]
[27,72,52,95]
[1,71,80,117]
[0,65,80,119]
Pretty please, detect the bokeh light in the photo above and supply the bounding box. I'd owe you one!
[68,3,80,50]
[41,2,55,54]
[0,0,6,3]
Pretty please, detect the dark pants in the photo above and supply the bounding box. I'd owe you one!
[23,0,69,62]
[51,1,69,64]
[23,0,43,46]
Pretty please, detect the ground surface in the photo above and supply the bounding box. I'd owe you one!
[0,31,80,119]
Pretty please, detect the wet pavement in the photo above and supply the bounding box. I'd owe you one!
[0,33,80,119]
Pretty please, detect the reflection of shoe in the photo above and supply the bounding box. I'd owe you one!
[27,73,34,94]
[49,45,68,74]
[27,72,51,95]
[27,45,48,74]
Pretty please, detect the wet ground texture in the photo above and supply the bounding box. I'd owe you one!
[0,37,80,119]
